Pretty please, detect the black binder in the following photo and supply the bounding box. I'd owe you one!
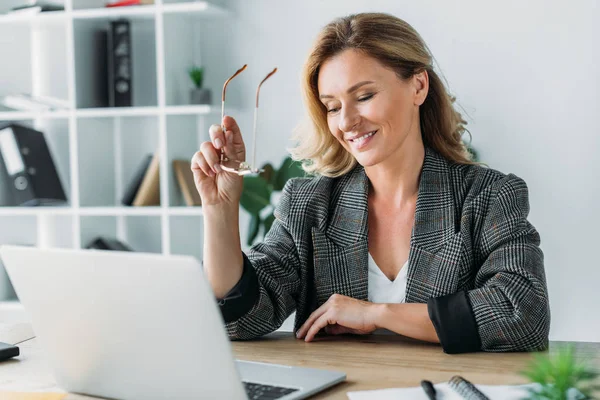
[108,19,132,107]
[0,124,67,206]
[85,237,133,252]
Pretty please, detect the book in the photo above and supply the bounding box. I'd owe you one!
[122,154,152,205]
[9,2,64,14]
[132,152,160,206]
[1,95,51,112]
[1,94,69,112]
[108,19,132,107]
[106,0,154,7]
[172,159,202,207]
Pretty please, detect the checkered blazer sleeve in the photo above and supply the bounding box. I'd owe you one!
[220,180,302,340]
[429,174,550,353]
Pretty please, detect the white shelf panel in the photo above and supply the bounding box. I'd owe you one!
[76,107,159,118]
[168,207,203,216]
[0,207,72,216]
[0,110,71,121]
[161,2,228,17]
[78,207,203,216]
[165,105,219,115]
[0,207,204,217]
[78,207,163,216]
[0,11,67,24]
[72,5,156,20]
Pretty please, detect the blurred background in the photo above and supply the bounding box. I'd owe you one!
[0,0,598,342]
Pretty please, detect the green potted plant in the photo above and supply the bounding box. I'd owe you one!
[188,65,212,105]
[239,156,306,246]
[520,344,599,399]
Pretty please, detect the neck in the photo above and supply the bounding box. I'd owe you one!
[364,136,425,208]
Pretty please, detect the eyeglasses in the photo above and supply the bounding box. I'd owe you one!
[219,65,278,176]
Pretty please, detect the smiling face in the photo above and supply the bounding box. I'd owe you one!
[317,49,428,168]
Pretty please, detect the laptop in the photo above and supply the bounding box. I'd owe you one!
[0,245,346,400]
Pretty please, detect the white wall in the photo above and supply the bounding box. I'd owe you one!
[224,0,600,341]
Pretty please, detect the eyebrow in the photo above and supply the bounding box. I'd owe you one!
[319,81,375,99]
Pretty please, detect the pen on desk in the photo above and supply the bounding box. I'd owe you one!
[420,380,437,400]
[448,375,490,400]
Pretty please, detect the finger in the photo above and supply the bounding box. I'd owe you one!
[305,311,335,342]
[222,115,246,154]
[191,151,215,178]
[208,124,225,149]
[297,304,329,339]
[200,141,221,174]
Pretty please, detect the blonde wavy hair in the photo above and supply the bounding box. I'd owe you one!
[290,12,475,177]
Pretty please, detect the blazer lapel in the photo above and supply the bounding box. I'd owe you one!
[405,148,460,303]
[311,165,369,305]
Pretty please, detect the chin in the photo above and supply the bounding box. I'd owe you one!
[353,153,382,168]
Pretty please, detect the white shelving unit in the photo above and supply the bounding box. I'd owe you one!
[0,0,232,266]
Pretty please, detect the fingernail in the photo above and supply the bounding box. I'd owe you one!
[214,164,222,173]
[214,138,223,149]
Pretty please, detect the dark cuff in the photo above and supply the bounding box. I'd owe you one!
[427,290,482,354]
[217,252,260,323]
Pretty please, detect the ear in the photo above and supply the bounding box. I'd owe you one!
[412,70,429,106]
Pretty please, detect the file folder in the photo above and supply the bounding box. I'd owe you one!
[0,124,67,206]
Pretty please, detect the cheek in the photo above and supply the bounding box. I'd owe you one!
[327,118,343,142]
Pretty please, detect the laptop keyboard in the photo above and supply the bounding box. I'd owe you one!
[243,381,299,399]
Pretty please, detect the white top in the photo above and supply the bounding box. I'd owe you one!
[367,253,409,304]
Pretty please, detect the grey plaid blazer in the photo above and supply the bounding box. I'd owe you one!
[219,148,551,353]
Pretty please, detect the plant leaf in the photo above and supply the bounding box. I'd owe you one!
[240,176,272,215]
[273,156,304,190]
[259,163,275,184]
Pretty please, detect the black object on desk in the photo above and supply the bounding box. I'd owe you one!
[0,342,19,361]
[420,380,437,399]
[448,375,490,400]
[86,237,133,252]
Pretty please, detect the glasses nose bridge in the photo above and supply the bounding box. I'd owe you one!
[339,102,361,132]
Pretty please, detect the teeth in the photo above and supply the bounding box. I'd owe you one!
[351,131,376,144]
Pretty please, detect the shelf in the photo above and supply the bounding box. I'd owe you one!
[0,11,67,24]
[0,110,71,121]
[0,0,230,259]
[168,207,203,216]
[0,2,227,25]
[78,207,163,216]
[161,2,228,17]
[0,106,221,121]
[72,5,157,20]
[74,105,220,118]
[165,105,219,115]
[0,207,203,217]
[0,207,72,216]
[76,107,159,118]
[71,2,227,20]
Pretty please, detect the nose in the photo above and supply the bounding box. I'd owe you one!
[338,105,360,133]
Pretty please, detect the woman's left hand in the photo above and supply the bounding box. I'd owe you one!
[296,294,379,342]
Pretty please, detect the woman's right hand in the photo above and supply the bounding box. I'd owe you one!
[191,116,246,208]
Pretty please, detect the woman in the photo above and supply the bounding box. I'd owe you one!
[191,12,550,354]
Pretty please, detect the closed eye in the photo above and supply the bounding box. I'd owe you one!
[358,93,374,102]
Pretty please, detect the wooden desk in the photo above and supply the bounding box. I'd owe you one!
[1,332,599,400]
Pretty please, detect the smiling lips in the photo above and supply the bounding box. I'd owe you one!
[347,130,377,150]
